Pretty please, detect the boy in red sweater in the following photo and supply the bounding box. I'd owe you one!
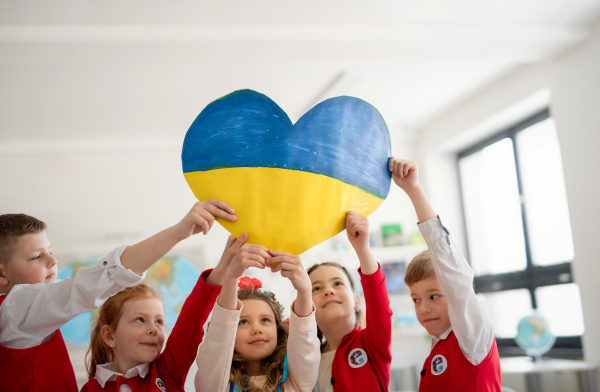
[391,157,501,392]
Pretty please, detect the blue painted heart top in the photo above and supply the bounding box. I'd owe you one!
[182,89,391,199]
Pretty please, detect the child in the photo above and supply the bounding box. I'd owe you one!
[307,211,392,392]
[0,200,236,391]
[195,239,320,392]
[81,232,248,391]
[390,157,501,391]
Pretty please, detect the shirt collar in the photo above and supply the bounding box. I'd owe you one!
[94,362,151,387]
[431,326,453,348]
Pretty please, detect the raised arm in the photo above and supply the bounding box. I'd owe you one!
[267,251,312,317]
[121,200,237,275]
[390,157,494,365]
[346,211,377,275]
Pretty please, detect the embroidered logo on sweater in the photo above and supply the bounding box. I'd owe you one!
[431,355,447,375]
[348,348,368,368]
[155,377,167,391]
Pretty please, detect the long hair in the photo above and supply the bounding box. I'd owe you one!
[229,289,289,392]
[85,283,161,379]
[306,262,362,349]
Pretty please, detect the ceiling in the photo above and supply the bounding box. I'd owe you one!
[1,0,599,151]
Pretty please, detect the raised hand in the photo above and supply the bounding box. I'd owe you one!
[174,200,237,240]
[267,251,312,317]
[388,157,419,191]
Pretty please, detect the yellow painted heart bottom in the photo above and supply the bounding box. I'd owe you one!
[184,167,385,255]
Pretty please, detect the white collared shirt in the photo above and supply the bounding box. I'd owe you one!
[94,362,151,391]
[419,217,495,366]
[0,245,144,349]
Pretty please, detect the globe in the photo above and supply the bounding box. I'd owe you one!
[515,312,556,359]
[58,255,201,347]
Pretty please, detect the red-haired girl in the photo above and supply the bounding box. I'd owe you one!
[195,238,320,392]
[81,233,248,391]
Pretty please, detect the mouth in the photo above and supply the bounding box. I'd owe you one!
[249,338,268,345]
[322,300,341,308]
[45,272,57,280]
[140,342,158,347]
[423,318,438,324]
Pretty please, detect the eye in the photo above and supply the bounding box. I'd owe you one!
[30,254,42,260]
[261,317,271,323]
[412,298,420,304]
[334,281,343,287]
[430,294,440,300]
[239,319,248,326]
[156,319,164,326]
[136,317,145,323]
[312,286,321,293]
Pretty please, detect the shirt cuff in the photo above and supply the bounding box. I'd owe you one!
[212,300,242,325]
[418,216,450,244]
[358,263,385,288]
[289,304,317,331]
[96,245,145,287]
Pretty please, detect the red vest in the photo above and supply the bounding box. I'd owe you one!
[419,331,501,392]
[0,295,78,392]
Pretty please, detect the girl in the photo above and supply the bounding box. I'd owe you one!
[81,233,248,391]
[307,211,392,392]
[195,238,320,392]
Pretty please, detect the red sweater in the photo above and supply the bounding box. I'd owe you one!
[329,266,392,392]
[0,295,78,392]
[419,331,501,392]
[82,269,221,392]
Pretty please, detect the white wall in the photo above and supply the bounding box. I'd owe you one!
[418,20,600,389]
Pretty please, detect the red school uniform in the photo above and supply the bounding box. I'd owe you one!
[0,294,78,392]
[81,269,221,392]
[419,331,501,392]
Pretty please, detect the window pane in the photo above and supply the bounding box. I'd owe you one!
[516,119,575,266]
[480,289,532,338]
[535,284,584,336]
[459,138,526,274]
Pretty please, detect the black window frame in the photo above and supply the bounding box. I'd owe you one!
[457,109,582,359]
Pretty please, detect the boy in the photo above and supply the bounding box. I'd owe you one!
[0,200,237,392]
[390,157,501,392]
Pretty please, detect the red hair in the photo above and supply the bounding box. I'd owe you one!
[85,283,162,379]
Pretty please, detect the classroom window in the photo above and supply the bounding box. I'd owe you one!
[457,109,583,357]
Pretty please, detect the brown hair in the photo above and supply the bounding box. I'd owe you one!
[404,249,435,286]
[0,214,47,264]
[230,289,289,392]
[85,283,162,379]
[306,262,362,349]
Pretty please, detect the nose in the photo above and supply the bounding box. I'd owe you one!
[47,254,58,268]
[148,324,158,335]
[323,286,335,297]
[251,324,263,335]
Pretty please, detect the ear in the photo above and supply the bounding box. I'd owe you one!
[353,293,361,312]
[100,325,115,348]
[0,264,10,287]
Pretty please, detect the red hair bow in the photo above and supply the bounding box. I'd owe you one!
[238,276,263,291]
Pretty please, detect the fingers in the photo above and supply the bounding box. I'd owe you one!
[388,157,416,179]
[346,211,368,237]
[202,200,237,222]
[225,233,248,252]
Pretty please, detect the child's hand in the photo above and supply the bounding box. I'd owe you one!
[206,233,248,286]
[389,157,419,191]
[174,200,237,240]
[225,243,271,281]
[267,251,311,295]
[267,251,313,317]
[346,211,370,253]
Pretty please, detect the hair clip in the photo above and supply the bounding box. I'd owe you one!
[263,290,285,316]
[238,276,262,291]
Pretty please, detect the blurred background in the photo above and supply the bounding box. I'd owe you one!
[1,1,600,391]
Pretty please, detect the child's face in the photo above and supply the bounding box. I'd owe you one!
[0,231,57,291]
[409,276,451,336]
[109,297,165,373]
[235,299,278,365]
[310,265,359,328]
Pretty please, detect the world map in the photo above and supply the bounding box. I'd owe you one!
[58,255,201,347]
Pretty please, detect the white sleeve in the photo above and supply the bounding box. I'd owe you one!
[0,245,144,349]
[418,217,495,365]
[285,305,320,392]
[195,301,241,392]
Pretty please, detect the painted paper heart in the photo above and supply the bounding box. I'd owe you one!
[182,89,391,255]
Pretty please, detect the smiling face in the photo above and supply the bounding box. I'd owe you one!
[309,265,359,331]
[0,231,57,293]
[104,297,165,374]
[234,299,278,368]
[409,275,451,336]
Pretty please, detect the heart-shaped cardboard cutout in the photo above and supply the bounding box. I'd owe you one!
[182,89,391,255]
